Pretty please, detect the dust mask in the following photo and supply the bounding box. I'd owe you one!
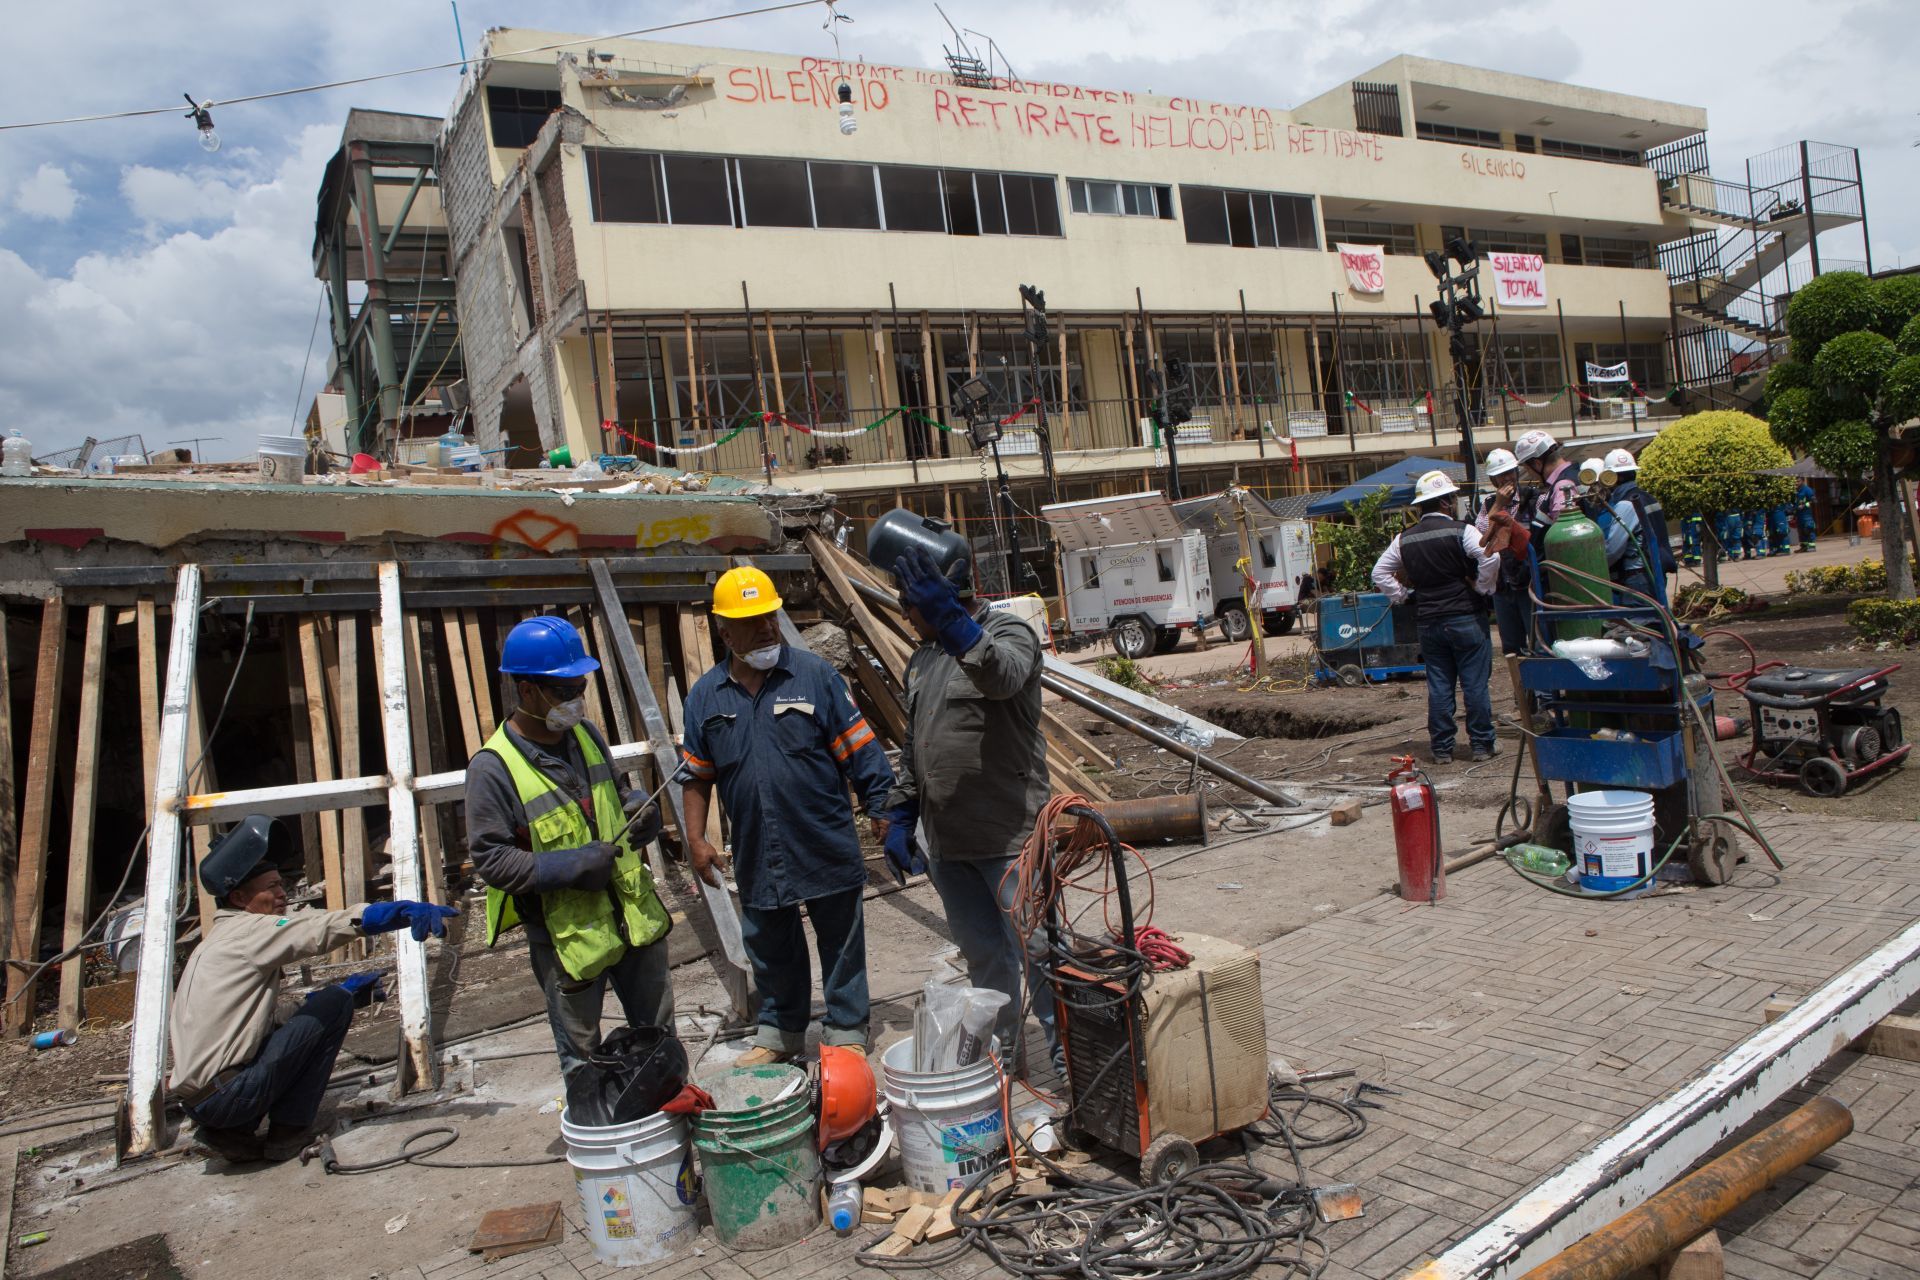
[543,694,587,731]
[741,644,782,671]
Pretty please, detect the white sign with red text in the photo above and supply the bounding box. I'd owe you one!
[1337,243,1387,294]
[1489,252,1548,308]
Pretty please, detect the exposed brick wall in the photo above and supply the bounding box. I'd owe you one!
[537,158,578,299]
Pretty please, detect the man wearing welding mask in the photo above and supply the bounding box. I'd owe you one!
[873,512,1061,1077]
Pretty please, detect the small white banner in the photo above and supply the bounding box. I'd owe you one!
[1337,243,1387,294]
[1489,252,1548,308]
[1585,360,1632,383]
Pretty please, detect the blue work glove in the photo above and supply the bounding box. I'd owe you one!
[338,972,385,1008]
[895,546,982,657]
[882,806,926,884]
[358,900,462,941]
[530,842,618,893]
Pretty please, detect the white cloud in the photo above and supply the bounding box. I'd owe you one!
[121,165,249,225]
[13,163,78,220]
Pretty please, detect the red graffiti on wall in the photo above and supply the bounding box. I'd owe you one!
[726,64,891,112]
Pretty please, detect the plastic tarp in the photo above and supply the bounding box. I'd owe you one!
[1306,456,1467,518]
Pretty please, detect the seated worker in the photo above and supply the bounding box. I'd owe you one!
[169,815,457,1163]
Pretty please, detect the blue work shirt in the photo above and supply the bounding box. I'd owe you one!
[680,644,895,910]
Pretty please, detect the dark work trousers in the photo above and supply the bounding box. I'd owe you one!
[739,887,868,1054]
[185,986,355,1134]
[1420,614,1496,757]
[1491,587,1533,656]
[926,853,1062,1076]
[528,936,674,1078]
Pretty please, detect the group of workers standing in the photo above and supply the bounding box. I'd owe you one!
[1369,430,1680,766]
[166,534,1055,1163]
[1680,486,1819,564]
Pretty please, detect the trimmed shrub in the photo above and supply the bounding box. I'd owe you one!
[1898,314,1920,359]
[1847,597,1920,645]
[1764,360,1815,403]
[1764,385,1826,451]
[1787,271,1876,363]
[1813,330,1898,403]
[1872,273,1920,339]
[1784,560,1891,595]
[1809,418,1877,479]
[1883,354,1920,424]
[1636,410,1794,519]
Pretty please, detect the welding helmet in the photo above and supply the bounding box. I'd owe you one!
[816,1044,879,1151]
[712,566,784,619]
[1604,447,1638,476]
[200,815,293,899]
[499,616,600,678]
[1412,470,1459,504]
[1484,448,1520,479]
[867,508,974,599]
[1513,430,1558,464]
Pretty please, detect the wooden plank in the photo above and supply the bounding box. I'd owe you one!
[404,613,450,906]
[459,609,498,740]
[332,615,369,925]
[439,609,485,761]
[0,606,15,1034]
[55,606,109,1032]
[1762,998,1920,1062]
[639,606,672,730]
[375,564,438,1095]
[183,668,220,935]
[0,1139,18,1277]
[297,618,348,914]
[586,608,644,793]
[281,622,326,889]
[679,607,726,849]
[134,599,161,830]
[7,596,69,1034]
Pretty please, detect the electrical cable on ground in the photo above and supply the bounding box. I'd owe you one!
[314,1124,565,1173]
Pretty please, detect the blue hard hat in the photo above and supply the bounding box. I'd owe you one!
[200,815,293,899]
[499,615,601,679]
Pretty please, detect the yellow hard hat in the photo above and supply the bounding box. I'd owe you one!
[713,566,783,618]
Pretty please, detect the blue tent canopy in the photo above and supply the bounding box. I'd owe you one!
[1305,456,1467,518]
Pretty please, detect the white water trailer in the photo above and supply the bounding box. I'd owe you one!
[1173,491,1316,643]
[1043,491,1215,659]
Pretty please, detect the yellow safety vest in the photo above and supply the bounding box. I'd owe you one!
[480,724,670,982]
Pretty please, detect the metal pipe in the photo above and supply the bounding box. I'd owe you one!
[1515,1098,1852,1280]
[1043,679,1298,808]
[1076,793,1208,847]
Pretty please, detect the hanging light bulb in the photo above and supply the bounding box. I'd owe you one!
[182,93,221,153]
[836,81,857,136]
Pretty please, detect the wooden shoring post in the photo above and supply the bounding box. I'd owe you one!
[676,606,726,849]
[459,609,497,740]
[639,606,672,727]
[281,621,325,888]
[764,312,793,469]
[297,618,348,916]
[135,599,161,833]
[334,614,369,921]
[122,565,201,1159]
[55,605,108,1033]
[404,612,450,907]
[587,560,752,1022]
[586,607,644,794]
[183,668,220,935]
[376,563,439,1096]
[1057,323,1074,450]
[7,595,69,1034]
[438,609,485,761]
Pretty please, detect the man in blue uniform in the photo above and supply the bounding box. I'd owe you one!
[681,567,896,1064]
[1681,514,1702,566]
[1796,482,1818,551]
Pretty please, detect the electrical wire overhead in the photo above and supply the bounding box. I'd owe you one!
[0,0,835,133]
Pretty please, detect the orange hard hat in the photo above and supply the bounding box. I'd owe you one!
[816,1045,878,1150]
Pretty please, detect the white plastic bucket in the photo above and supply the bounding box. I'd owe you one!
[1567,789,1656,892]
[559,1107,700,1267]
[879,1036,1006,1193]
[258,434,308,483]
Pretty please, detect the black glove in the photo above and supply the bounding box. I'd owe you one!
[622,792,663,847]
[532,842,618,893]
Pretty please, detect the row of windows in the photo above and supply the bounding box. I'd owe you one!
[1323,217,1419,257]
[1540,137,1643,167]
[1416,120,1502,149]
[1181,186,1319,250]
[1068,178,1173,220]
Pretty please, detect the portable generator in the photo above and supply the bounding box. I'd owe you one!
[1045,806,1269,1182]
[1738,663,1909,798]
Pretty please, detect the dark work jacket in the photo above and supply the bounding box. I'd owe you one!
[1401,513,1484,624]
[1477,487,1537,594]
[1612,479,1677,575]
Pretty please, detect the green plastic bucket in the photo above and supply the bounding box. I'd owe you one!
[692,1064,821,1250]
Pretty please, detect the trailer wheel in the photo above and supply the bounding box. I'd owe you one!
[1141,1133,1199,1184]
[1799,756,1847,798]
[1152,628,1182,655]
[1336,664,1367,687]
[1111,616,1154,660]
[1267,609,1297,636]
[1218,604,1251,643]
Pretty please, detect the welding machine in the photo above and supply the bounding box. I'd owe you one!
[1738,663,1909,798]
[1045,806,1270,1182]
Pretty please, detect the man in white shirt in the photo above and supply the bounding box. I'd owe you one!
[1371,470,1502,764]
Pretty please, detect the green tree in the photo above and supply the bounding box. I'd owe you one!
[1313,487,1399,593]
[1638,410,1793,587]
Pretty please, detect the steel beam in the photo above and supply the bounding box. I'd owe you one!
[375,562,438,1095]
[120,565,202,1161]
[1041,653,1244,742]
[1407,915,1920,1278]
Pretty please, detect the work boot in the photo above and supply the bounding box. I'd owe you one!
[733,1046,794,1068]
[262,1122,314,1163]
[193,1123,265,1164]
[1471,743,1500,763]
[1431,751,1453,766]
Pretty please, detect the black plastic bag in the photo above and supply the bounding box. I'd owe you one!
[564,1025,690,1127]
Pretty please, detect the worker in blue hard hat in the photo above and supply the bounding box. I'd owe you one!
[463,615,674,1077]
[169,815,458,1164]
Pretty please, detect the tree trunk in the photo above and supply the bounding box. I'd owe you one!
[1703,516,1720,590]
[1875,432,1914,600]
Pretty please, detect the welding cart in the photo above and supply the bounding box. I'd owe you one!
[1045,806,1270,1182]
[1734,663,1908,797]
[1312,592,1424,686]
[1514,596,1738,887]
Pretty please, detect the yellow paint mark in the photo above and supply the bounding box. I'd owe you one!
[639,515,714,548]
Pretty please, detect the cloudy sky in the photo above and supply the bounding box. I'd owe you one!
[0,0,1909,458]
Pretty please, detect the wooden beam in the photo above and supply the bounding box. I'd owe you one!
[7,596,69,1035]
[586,608,643,792]
[1763,998,1920,1063]
[297,619,348,915]
[459,608,497,740]
[134,600,161,827]
[333,615,369,921]
[376,563,438,1095]
[122,566,201,1158]
[439,609,485,761]
[281,623,325,888]
[404,613,450,906]
[182,668,220,937]
[56,605,108,1033]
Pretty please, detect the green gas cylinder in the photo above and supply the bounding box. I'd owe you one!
[1543,507,1608,641]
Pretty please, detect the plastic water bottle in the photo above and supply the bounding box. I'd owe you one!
[827,1179,861,1234]
[1,429,31,477]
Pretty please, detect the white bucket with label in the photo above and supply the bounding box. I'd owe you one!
[879,1035,1005,1193]
[559,1107,700,1267]
[1567,789,1656,892]
[257,433,308,483]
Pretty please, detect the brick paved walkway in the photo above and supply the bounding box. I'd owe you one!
[380,813,1920,1280]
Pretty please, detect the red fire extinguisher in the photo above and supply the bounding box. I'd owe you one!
[1386,756,1443,903]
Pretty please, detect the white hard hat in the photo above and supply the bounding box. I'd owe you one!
[1513,430,1558,464]
[1604,447,1638,474]
[1484,447,1519,478]
[1413,469,1459,504]
[1578,456,1608,487]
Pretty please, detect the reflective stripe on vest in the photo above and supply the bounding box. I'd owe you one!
[479,724,670,982]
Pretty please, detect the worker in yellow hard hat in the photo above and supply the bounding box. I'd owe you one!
[681,567,895,1064]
